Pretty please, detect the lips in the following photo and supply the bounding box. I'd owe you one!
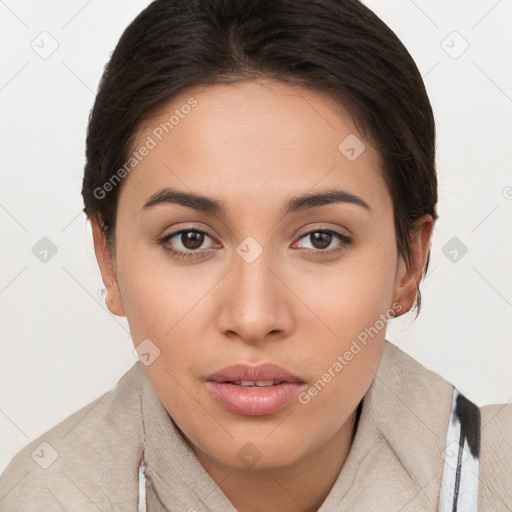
[205,363,306,416]
[207,362,305,384]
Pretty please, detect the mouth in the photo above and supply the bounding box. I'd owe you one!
[205,363,306,416]
[207,362,305,384]
[217,380,286,386]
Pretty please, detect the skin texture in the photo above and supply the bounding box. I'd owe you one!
[91,78,434,512]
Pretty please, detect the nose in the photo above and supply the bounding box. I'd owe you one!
[216,245,294,345]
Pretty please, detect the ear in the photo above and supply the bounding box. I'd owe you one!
[392,214,435,316]
[90,218,126,317]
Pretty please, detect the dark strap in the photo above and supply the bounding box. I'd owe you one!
[438,387,481,511]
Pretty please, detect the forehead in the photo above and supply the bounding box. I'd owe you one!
[119,79,390,218]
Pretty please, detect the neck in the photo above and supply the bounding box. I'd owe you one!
[191,401,362,512]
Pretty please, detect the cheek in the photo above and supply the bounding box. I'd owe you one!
[295,235,398,339]
[292,237,397,415]
[115,247,219,406]
[115,242,206,342]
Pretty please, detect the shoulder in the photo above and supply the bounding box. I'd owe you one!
[479,401,512,510]
[381,341,512,449]
[480,400,512,437]
[384,341,512,510]
[0,362,146,511]
[376,341,511,510]
[378,340,455,396]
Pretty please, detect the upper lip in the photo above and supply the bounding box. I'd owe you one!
[207,363,305,383]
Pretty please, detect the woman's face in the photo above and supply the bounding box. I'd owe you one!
[93,79,429,471]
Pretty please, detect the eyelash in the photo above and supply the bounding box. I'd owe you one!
[157,228,352,260]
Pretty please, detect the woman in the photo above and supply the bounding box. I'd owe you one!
[0,0,510,510]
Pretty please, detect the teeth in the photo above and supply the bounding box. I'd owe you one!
[233,380,280,387]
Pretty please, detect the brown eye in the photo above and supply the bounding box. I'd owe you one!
[158,228,217,259]
[181,231,204,250]
[296,229,352,256]
[309,232,332,250]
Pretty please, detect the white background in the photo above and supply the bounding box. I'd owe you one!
[1,0,511,473]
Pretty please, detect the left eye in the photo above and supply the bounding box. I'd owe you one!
[296,230,351,252]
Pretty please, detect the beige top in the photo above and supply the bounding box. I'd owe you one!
[0,340,510,511]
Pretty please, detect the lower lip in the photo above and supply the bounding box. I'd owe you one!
[205,381,305,416]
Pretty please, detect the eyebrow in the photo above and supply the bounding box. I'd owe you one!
[141,186,371,216]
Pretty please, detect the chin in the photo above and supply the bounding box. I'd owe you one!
[195,429,314,470]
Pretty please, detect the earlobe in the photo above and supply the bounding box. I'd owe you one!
[392,214,435,317]
[90,219,126,317]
